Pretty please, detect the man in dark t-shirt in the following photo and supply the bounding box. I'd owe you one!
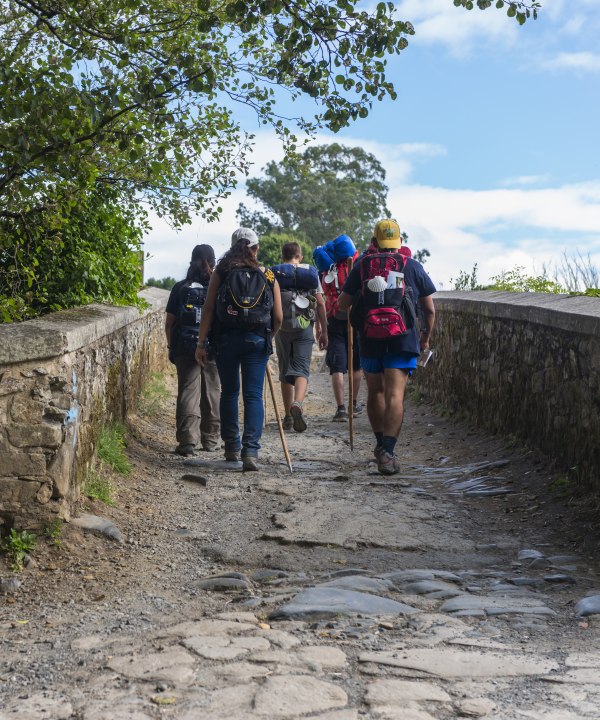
[338,219,436,476]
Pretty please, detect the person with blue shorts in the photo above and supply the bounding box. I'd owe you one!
[338,219,436,475]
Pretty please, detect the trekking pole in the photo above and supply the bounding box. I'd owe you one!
[263,377,267,428]
[265,364,293,473]
[347,257,355,452]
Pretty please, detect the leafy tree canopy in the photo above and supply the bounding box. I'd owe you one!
[237,143,391,248]
[0,187,145,322]
[146,277,177,291]
[0,0,419,228]
[0,0,539,321]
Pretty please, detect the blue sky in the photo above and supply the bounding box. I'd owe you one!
[144,0,600,290]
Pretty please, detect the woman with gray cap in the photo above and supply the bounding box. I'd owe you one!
[165,244,221,456]
[195,228,283,471]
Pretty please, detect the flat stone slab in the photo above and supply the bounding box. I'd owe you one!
[71,514,124,543]
[402,580,464,599]
[263,491,453,552]
[359,648,559,678]
[440,594,554,617]
[253,675,348,716]
[384,569,462,584]
[196,576,252,591]
[108,648,196,683]
[319,575,394,594]
[270,586,417,620]
[574,594,600,617]
[2,693,74,720]
[160,619,258,637]
[565,653,600,668]
[365,678,452,704]
[183,634,270,660]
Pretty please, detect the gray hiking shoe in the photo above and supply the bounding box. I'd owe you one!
[353,402,364,417]
[225,450,240,462]
[377,450,399,476]
[282,415,293,431]
[332,406,349,422]
[242,456,259,472]
[290,401,307,433]
[175,444,196,457]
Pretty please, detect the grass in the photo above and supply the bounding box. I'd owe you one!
[137,372,170,417]
[42,518,63,547]
[83,467,115,506]
[97,421,131,475]
[1,529,36,572]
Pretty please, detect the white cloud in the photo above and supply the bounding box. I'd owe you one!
[543,51,600,72]
[389,182,600,289]
[500,174,552,187]
[395,0,519,55]
[143,134,600,293]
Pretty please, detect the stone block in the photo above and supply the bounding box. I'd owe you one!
[0,445,46,476]
[36,482,53,504]
[10,396,46,424]
[0,477,42,505]
[47,432,76,498]
[8,422,63,449]
[0,376,26,396]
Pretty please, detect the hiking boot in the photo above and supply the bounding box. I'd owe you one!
[282,415,293,431]
[332,406,348,422]
[377,450,399,476]
[353,402,364,418]
[225,450,240,462]
[175,444,196,457]
[290,401,307,433]
[242,456,259,472]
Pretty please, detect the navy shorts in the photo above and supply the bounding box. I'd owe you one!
[325,318,361,375]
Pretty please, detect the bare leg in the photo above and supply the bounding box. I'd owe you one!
[353,369,362,403]
[294,376,308,404]
[382,367,410,438]
[364,371,385,434]
[331,372,345,407]
[280,382,294,416]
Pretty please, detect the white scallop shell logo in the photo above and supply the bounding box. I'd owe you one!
[367,276,387,292]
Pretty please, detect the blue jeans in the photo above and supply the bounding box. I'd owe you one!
[216,331,269,458]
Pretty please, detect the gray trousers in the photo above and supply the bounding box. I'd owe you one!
[174,356,221,449]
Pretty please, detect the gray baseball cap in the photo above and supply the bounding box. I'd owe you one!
[231,227,259,247]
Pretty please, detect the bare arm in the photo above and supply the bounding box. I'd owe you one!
[165,313,176,348]
[195,272,221,367]
[418,295,435,352]
[337,290,354,312]
[272,280,283,336]
[315,292,328,349]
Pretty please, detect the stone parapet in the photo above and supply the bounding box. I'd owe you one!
[0,288,169,529]
[414,291,600,491]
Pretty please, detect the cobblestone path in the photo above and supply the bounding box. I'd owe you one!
[1,365,599,720]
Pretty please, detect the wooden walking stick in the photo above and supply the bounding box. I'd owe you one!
[347,257,355,451]
[266,364,293,473]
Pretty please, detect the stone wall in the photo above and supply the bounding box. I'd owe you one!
[0,288,169,530]
[413,291,600,491]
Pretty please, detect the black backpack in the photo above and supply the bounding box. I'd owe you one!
[216,266,273,331]
[171,283,207,359]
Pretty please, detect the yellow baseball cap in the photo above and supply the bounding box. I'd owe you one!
[373,219,401,249]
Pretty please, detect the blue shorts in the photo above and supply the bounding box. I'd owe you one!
[360,352,418,374]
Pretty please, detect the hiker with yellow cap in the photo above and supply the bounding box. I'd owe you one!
[337,219,436,475]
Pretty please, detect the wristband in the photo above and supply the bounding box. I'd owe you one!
[197,340,208,349]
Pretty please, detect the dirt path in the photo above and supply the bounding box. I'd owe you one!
[1,359,600,719]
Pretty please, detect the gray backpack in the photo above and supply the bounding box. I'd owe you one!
[280,290,316,332]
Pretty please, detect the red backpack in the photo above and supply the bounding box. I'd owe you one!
[350,252,416,340]
[321,258,354,319]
